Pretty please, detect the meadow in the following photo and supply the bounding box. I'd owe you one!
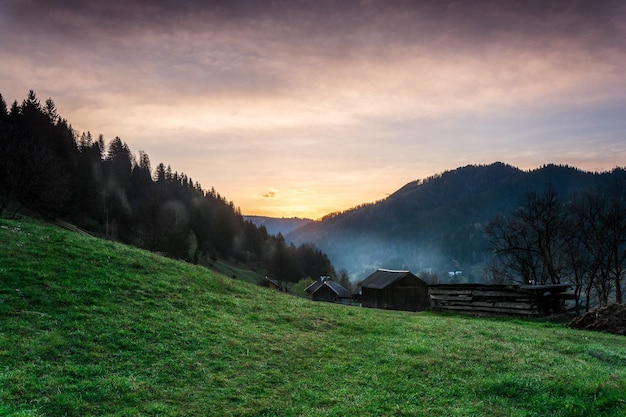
[1,218,625,416]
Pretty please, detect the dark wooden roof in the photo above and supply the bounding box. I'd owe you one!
[305,280,350,297]
[360,269,424,290]
[261,277,287,291]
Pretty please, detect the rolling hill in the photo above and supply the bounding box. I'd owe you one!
[287,163,626,281]
[2,217,625,416]
[243,215,314,237]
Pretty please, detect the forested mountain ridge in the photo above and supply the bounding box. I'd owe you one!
[3,91,623,287]
[287,162,626,281]
[0,91,334,284]
[244,215,314,237]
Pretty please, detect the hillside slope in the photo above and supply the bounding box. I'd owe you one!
[1,218,625,416]
[243,215,314,237]
[288,163,625,280]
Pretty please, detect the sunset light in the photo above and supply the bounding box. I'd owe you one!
[1,0,625,218]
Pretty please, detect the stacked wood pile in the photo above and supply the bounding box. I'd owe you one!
[54,219,92,237]
[429,283,578,317]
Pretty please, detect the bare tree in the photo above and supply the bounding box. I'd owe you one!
[485,186,570,285]
[487,184,626,311]
[336,268,353,294]
[575,191,626,307]
[603,193,626,304]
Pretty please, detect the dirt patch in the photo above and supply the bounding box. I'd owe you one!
[569,304,626,335]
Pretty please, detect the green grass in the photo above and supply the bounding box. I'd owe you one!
[1,218,625,417]
[201,256,265,285]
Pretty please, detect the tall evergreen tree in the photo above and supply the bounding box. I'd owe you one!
[0,90,336,281]
[0,94,7,120]
[44,98,58,124]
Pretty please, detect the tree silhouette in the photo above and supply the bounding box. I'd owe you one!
[487,183,626,310]
[0,90,336,284]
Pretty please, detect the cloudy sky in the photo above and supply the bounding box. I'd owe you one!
[1,0,625,219]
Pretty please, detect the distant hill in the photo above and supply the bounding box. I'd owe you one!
[287,162,626,282]
[244,215,314,236]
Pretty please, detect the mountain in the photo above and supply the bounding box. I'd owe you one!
[287,162,626,282]
[244,215,314,236]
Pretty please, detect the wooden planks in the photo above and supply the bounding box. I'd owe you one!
[429,284,577,317]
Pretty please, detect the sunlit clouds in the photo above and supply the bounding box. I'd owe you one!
[1,0,625,219]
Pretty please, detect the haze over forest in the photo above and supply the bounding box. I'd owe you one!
[1,0,625,219]
[285,163,626,282]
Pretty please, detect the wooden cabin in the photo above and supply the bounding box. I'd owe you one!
[305,278,351,305]
[359,269,429,312]
[260,277,287,292]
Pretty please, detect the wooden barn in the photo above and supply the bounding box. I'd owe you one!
[305,277,351,305]
[359,269,429,312]
[260,277,287,292]
[429,283,578,316]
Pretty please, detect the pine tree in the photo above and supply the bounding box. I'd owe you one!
[44,98,58,124]
[0,94,7,120]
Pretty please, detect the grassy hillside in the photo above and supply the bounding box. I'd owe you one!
[202,257,265,285]
[1,218,625,417]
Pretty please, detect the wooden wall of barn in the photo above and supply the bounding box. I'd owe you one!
[311,285,339,303]
[361,276,429,311]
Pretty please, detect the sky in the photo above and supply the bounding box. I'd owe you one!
[1,0,625,219]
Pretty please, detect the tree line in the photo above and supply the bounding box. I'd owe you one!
[485,184,626,311]
[0,91,335,283]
